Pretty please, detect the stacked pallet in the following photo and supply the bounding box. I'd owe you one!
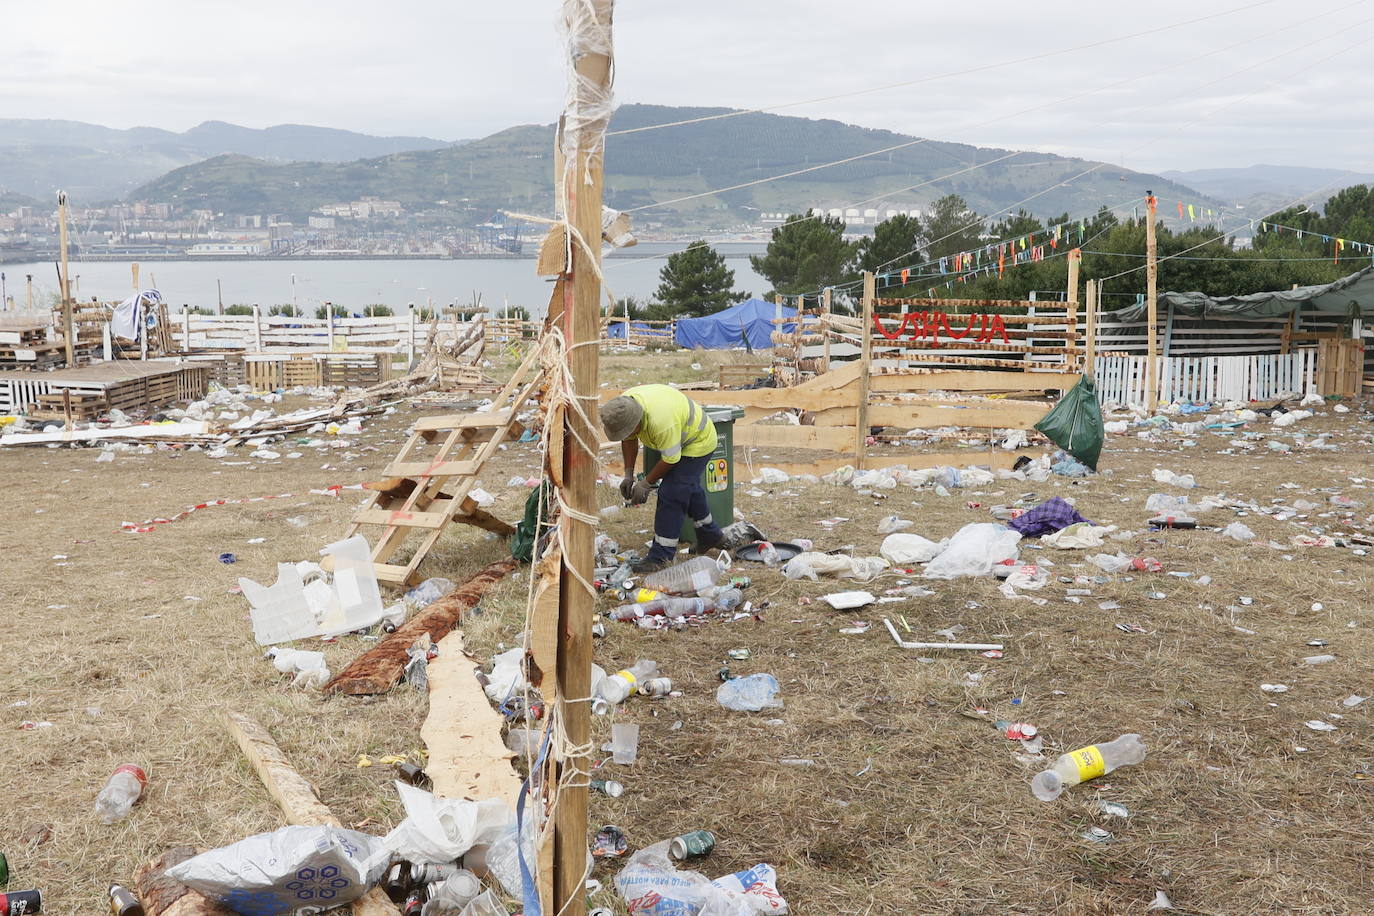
[0,324,63,370]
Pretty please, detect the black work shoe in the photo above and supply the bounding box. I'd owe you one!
[690,531,726,555]
[631,555,672,575]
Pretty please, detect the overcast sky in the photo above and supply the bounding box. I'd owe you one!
[6,0,1372,175]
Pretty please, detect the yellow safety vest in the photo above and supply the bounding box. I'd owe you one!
[625,384,717,463]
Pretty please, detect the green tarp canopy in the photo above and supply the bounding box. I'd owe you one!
[1109,264,1374,321]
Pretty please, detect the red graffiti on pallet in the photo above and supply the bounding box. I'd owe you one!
[872,311,1011,347]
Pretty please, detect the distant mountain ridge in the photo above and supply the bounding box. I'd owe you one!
[1160,164,1374,214]
[0,118,457,202]
[128,104,1223,230]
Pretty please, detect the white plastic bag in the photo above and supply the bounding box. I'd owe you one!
[1087,553,1133,573]
[166,825,386,913]
[781,552,887,582]
[757,467,789,484]
[1222,522,1256,541]
[717,674,784,711]
[1041,523,1113,549]
[381,782,512,864]
[877,515,913,534]
[922,523,1021,579]
[879,533,945,566]
[1151,468,1197,489]
[616,842,790,916]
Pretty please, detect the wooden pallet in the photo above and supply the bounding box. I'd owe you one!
[341,347,545,586]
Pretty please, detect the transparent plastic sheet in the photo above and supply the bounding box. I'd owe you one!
[560,0,616,176]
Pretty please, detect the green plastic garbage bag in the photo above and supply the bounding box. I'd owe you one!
[1034,376,1105,471]
[511,482,553,564]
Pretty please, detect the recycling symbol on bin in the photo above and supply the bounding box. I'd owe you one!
[285,864,351,901]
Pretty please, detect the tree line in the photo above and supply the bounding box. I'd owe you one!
[634,188,1374,318]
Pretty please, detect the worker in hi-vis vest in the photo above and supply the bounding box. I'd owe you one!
[600,384,725,573]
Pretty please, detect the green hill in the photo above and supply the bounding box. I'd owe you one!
[130,104,1219,230]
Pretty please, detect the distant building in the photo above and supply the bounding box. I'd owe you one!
[309,216,336,230]
[187,241,265,256]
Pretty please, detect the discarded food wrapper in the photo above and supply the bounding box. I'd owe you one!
[820,590,876,610]
[166,824,387,913]
[594,824,630,858]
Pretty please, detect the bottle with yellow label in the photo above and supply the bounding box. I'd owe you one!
[594,659,659,710]
[1031,734,1147,801]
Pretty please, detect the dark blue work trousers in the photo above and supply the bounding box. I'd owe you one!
[646,454,723,561]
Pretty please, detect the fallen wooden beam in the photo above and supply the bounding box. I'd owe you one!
[325,557,518,695]
[222,713,400,916]
[422,630,522,807]
[134,847,237,916]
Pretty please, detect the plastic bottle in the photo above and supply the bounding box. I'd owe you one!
[95,764,148,824]
[109,884,146,916]
[642,555,729,595]
[595,660,659,707]
[1031,734,1147,801]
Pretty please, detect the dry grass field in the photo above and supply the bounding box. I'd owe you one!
[3,349,1372,915]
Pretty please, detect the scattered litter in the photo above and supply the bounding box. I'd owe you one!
[922,523,1021,579]
[1222,522,1256,541]
[240,535,385,644]
[784,553,887,582]
[883,618,1002,652]
[1304,720,1337,731]
[717,673,783,711]
[1303,654,1337,666]
[1260,684,1290,694]
[1147,890,1175,911]
[879,533,946,565]
[1097,800,1130,818]
[615,841,787,916]
[1342,695,1367,708]
[166,825,387,912]
[1031,734,1147,801]
[820,590,876,610]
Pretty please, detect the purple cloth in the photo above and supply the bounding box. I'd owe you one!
[1007,497,1090,538]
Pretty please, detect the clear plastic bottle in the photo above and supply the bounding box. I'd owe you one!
[642,555,729,595]
[1031,734,1147,801]
[595,660,658,707]
[95,763,148,823]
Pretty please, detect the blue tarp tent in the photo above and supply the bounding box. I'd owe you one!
[673,298,797,350]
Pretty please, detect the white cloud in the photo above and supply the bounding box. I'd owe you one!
[3,0,1371,178]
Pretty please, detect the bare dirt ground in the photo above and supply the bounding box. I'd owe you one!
[4,350,1373,915]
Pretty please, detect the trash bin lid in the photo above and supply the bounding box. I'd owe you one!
[705,406,746,422]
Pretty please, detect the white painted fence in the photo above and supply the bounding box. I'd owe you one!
[1094,351,1316,407]
[172,311,446,353]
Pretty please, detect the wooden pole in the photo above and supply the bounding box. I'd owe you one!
[182,304,191,352]
[1084,280,1098,379]
[1145,193,1159,411]
[132,262,140,291]
[58,191,74,367]
[554,3,612,915]
[252,303,263,352]
[822,286,832,373]
[25,274,33,312]
[856,271,874,469]
[1065,247,1080,373]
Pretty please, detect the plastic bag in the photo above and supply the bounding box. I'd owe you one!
[1087,553,1133,573]
[1151,468,1197,489]
[1041,523,1112,549]
[406,577,457,609]
[381,782,512,864]
[879,534,945,566]
[616,842,790,916]
[717,674,783,711]
[1222,522,1256,541]
[1034,376,1105,470]
[757,467,789,484]
[484,647,527,704]
[922,523,1021,579]
[877,515,913,534]
[781,552,887,582]
[166,825,386,913]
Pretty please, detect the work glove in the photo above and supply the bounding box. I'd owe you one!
[629,478,652,506]
[619,475,636,500]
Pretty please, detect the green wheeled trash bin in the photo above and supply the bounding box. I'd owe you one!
[643,405,744,544]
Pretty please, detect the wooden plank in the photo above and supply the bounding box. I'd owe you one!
[413,412,516,431]
[870,369,1082,391]
[223,714,400,916]
[384,459,479,478]
[812,400,1050,430]
[857,272,874,469]
[422,630,521,806]
[355,507,450,529]
[135,847,237,916]
[745,449,1037,476]
[324,558,517,695]
[735,424,853,451]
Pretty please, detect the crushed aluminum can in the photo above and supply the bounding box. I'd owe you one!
[1081,826,1113,843]
[669,829,716,859]
[727,648,751,660]
[592,825,629,858]
[638,677,673,697]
